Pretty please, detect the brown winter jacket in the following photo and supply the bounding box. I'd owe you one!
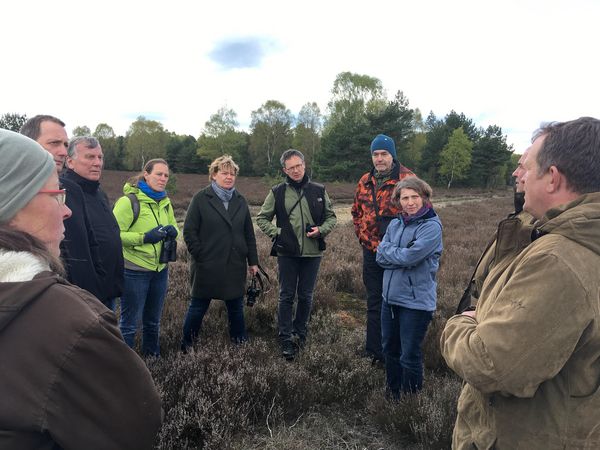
[351,162,415,252]
[471,210,535,301]
[0,250,162,450]
[441,193,600,449]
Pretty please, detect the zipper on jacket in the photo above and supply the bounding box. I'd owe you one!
[408,275,416,299]
[298,189,306,255]
[149,200,163,271]
[385,269,395,303]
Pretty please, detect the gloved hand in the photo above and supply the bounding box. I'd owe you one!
[144,226,167,244]
[162,224,178,238]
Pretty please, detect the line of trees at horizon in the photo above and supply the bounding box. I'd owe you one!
[1,72,517,188]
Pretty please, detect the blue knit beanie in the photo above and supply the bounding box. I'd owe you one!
[370,134,396,159]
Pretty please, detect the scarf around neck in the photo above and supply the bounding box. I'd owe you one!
[138,180,167,201]
[401,202,435,225]
[287,174,309,190]
[211,180,235,203]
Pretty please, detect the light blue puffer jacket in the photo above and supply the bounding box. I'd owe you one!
[376,209,443,312]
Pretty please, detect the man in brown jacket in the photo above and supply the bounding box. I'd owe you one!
[441,117,600,449]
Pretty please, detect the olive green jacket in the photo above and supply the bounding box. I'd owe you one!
[256,181,337,257]
[472,210,535,301]
[441,193,600,449]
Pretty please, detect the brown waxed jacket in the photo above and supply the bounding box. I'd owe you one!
[351,162,415,252]
[471,210,536,301]
[441,193,600,449]
[0,251,162,450]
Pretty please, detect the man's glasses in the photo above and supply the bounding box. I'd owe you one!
[284,163,304,172]
[38,189,67,205]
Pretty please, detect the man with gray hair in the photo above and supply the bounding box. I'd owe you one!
[257,149,337,360]
[19,115,104,300]
[441,117,600,448]
[63,136,123,309]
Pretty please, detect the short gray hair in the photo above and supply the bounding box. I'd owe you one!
[533,117,600,194]
[280,149,304,167]
[68,136,100,158]
[392,177,433,207]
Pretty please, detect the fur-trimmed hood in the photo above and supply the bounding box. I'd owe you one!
[0,250,55,332]
[0,250,49,282]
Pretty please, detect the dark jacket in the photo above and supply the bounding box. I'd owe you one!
[59,175,104,299]
[0,250,162,450]
[63,169,124,302]
[183,185,259,300]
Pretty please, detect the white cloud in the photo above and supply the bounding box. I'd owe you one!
[2,0,599,155]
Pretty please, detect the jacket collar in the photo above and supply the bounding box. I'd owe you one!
[206,185,242,227]
[367,161,403,185]
[63,169,100,193]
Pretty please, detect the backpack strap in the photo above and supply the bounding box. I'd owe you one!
[127,193,140,228]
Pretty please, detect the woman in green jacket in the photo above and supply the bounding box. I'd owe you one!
[113,158,179,356]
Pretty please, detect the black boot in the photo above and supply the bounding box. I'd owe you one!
[281,340,296,361]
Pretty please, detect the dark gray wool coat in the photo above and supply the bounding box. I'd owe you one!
[183,185,259,300]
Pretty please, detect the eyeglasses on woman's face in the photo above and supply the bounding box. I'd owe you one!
[37,189,67,205]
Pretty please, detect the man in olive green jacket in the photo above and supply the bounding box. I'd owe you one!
[441,117,600,449]
[257,149,336,360]
[458,149,536,313]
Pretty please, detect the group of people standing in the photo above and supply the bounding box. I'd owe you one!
[2,113,599,448]
[0,114,443,448]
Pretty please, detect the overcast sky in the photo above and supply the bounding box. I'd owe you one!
[2,0,599,155]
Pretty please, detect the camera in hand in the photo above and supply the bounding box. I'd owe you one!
[159,235,177,263]
[305,224,315,234]
[246,276,261,307]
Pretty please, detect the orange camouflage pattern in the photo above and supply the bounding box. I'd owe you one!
[351,164,415,251]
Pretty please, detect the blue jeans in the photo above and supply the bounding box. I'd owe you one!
[181,296,247,350]
[103,297,117,312]
[362,248,384,361]
[119,267,168,356]
[277,256,321,343]
[381,303,433,395]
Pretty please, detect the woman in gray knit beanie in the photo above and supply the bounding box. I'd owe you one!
[0,128,164,448]
[0,129,70,256]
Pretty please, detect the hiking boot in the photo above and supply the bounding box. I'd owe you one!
[291,332,306,350]
[281,340,296,361]
[371,357,385,369]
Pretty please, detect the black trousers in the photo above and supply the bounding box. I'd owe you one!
[362,247,384,361]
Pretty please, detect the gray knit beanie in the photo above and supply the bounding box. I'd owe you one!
[0,129,55,223]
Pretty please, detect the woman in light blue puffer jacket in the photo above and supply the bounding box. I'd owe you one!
[376,177,442,397]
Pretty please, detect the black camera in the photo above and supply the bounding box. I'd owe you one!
[246,276,261,307]
[305,224,315,234]
[159,236,177,263]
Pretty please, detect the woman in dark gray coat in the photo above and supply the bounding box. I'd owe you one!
[181,155,259,351]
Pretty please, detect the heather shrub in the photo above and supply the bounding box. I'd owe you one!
[368,372,462,449]
[131,191,513,449]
